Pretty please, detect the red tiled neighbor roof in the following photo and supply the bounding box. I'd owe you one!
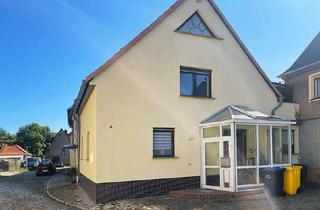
[0,144,32,157]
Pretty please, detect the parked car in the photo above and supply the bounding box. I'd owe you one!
[27,157,41,171]
[54,161,64,168]
[52,157,64,168]
[36,159,56,176]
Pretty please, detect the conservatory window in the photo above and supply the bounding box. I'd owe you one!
[259,126,271,165]
[272,127,290,164]
[236,125,257,166]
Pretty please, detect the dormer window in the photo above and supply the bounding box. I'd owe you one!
[309,72,320,101]
[176,11,215,38]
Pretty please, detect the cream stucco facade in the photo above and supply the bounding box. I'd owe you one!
[72,0,299,186]
[79,89,97,181]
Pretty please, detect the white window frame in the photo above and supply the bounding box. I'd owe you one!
[200,119,294,192]
[200,123,235,192]
[235,123,291,190]
[309,72,320,101]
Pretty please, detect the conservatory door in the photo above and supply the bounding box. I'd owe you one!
[203,137,233,191]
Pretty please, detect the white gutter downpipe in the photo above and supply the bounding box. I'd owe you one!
[271,97,283,116]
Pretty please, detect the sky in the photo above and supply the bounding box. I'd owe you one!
[0,0,319,134]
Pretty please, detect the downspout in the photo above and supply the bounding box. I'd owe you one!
[271,97,283,116]
[72,113,81,183]
[76,114,81,183]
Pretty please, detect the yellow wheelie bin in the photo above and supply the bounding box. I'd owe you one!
[283,166,302,195]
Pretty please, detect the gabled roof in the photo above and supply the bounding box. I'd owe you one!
[84,0,280,97]
[49,130,70,152]
[52,129,69,141]
[69,0,282,121]
[0,144,32,157]
[201,105,291,124]
[280,32,320,78]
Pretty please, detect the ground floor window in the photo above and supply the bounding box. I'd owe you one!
[237,168,257,185]
[153,128,174,157]
[206,168,220,186]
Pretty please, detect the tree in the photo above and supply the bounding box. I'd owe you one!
[0,128,16,144]
[16,123,52,157]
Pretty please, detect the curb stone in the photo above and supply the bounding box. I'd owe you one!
[45,176,89,210]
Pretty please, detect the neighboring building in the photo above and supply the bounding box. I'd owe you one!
[46,129,70,166]
[68,0,298,203]
[279,32,320,182]
[0,144,31,172]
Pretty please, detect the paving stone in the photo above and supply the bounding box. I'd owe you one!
[41,170,320,210]
[0,171,77,210]
[98,184,320,210]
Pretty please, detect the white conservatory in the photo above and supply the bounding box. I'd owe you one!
[200,106,295,192]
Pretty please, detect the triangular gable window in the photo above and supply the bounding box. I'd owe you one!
[177,11,215,38]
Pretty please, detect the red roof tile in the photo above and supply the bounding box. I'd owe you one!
[0,144,32,157]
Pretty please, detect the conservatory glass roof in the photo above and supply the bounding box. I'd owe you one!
[201,105,293,124]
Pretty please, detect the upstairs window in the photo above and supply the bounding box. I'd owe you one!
[314,77,320,99]
[176,11,215,38]
[309,72,320,101]
[180,67,212,98]
[153,128,174,157]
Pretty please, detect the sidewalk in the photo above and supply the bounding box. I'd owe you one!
[46,172,96,210]
[0,170,27,177]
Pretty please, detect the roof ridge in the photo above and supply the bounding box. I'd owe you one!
[15,145,32,156]
[280,60,320,77]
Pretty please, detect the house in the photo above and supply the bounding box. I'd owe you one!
[0,144,32,172]
[46,129,70,166]
[68,0,299,203]
[279,32,320,182]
